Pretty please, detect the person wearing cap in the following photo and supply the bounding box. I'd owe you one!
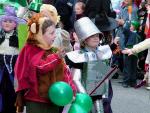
[115,0,139,87]
[122,37,150,89]
[0,5,26,113]
[40,4,73,53]
[121,20,141,88]
[122,1,150,89]
[65,17,115,113]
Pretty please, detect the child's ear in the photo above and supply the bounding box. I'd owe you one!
[30,23,36,33]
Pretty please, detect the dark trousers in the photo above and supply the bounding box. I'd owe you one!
[103,81,113,113]
[0,67,16,113]
[0,54,18,113]
[123,55,138,85]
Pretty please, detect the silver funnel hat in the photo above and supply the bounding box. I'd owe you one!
[74,17,103,42]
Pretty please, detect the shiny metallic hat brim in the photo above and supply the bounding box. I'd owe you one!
[74,17,103,42]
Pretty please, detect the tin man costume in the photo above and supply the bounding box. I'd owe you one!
[66,17,116,113]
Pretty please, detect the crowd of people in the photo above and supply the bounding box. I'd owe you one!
[0,0,150,113]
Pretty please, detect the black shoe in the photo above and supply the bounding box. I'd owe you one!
[112,73,119,79]
[122,83,129,88]
[130,82,137,87]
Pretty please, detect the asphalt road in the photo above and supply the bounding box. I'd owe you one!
[111,78,150,113]
[21,75,150,113]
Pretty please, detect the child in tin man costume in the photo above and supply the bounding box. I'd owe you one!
[66,17,116,113]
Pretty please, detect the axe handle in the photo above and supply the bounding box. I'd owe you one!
[90,66,118,95]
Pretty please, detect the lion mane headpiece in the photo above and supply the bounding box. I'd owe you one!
[27,13,55,50]
[40,4,60,25]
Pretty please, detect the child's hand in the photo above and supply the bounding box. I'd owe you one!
[57,48,66,58]
[122,48,133,56]
[15,92,24,113]
[113,37,120,47]
[74,42,80,50]
[73,32,79,42]
[116,19,125,26]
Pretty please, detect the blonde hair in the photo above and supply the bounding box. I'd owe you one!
[40,4,60,25]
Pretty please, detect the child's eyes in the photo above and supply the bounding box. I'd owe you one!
[47,32,55,35]
[3,20,14,23]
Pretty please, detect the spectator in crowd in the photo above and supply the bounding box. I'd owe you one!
[70,1,85,50]
[74,1,85,20]
[122,20,141,87]
[116,0,139,50]
[55,0,74,31]
[124,1,150,89]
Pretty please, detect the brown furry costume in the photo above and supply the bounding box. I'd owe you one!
[15,14,71,113]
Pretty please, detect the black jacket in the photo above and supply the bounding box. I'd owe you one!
[0,29,19,48]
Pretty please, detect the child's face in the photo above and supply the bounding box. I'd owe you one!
[85,34,100,49]
[130,24,135,31]
[43,25,56,46]
[1,20,16,32]
[75,3,84,15]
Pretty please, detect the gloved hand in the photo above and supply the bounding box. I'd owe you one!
[145,63,149,72]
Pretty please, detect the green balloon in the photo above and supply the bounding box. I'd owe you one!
[48,81,73,106]
[68,104,87,113]
[74,93,93,112]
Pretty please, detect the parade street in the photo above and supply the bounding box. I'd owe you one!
[111,77,150,113]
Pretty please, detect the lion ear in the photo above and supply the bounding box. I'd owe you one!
[30,23,36,33]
